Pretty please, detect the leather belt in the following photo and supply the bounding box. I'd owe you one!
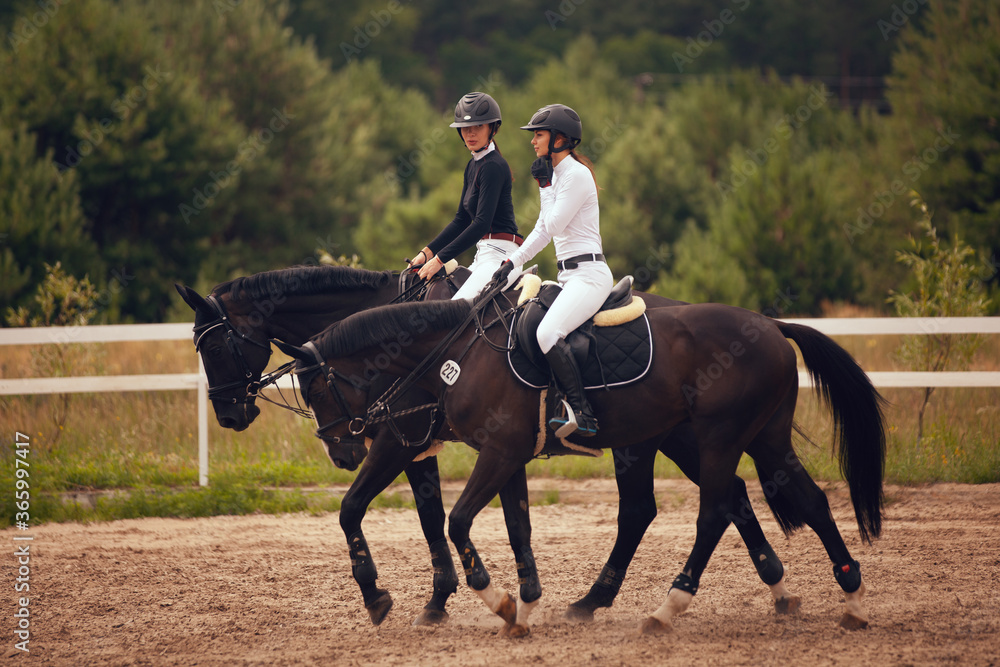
[557,253,606,271]
[482,232,523,246]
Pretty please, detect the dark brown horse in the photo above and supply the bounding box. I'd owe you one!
[176,266,798,627]
[276,289,886,637]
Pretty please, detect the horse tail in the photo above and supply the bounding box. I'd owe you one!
[776,321,888,543]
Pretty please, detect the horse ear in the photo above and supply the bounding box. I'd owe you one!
[175,284,214,317]
[272,339,314,362]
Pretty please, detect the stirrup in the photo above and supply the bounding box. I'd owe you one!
[549,399,598,438]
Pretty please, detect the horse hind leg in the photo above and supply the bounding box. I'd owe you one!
[673,426,801,617]
[752,442,870,629]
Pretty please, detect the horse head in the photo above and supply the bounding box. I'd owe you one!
[272,338,371,471]
[176,284,272,431]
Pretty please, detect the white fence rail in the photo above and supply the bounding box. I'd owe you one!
[1,317,998,486]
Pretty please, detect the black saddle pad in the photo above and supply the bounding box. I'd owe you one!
[507,311,653,390]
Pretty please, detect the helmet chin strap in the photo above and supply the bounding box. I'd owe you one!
[546,132,577,158]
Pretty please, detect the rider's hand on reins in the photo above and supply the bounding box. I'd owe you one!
[417,255,444,281]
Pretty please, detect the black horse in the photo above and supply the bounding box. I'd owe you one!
[276,288,886,637]
[176,266,797,628]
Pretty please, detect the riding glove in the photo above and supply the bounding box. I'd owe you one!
[491,259,513,285]
[530,156,553,188]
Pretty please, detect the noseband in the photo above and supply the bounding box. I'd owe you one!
[296,342,369,442]
[193,295,273,404]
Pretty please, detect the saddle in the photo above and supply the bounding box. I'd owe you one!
[507,274,653,390]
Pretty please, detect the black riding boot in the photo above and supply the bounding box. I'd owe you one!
[544,339,598,437]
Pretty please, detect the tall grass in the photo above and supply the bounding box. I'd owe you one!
[2,319,997,526]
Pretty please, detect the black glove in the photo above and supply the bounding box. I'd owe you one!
[491,259,514,287]
[530,156,553,188]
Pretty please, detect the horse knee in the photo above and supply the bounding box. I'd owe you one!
[619,497,656,531]
[339,493,367,534]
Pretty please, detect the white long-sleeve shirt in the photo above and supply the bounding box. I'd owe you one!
[508,156,602,267]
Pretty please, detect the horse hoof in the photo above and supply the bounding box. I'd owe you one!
[639,616,673,635]
[365,592,393,626]
[412,608,449,626]
[774,595,802,615]
[495,592,517,625]
[564,604,596,623]
[838,611,869,630]
[499,623,531,639]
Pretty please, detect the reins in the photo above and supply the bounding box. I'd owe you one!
[359,278,518,444]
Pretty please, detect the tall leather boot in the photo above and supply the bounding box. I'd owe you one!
[544,339,599,437]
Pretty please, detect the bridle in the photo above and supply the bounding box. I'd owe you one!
[299,278,518,447]
[193,295,274,404]
[293,341,371,444]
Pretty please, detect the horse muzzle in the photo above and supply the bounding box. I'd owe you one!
[322,436,369,471]
[214,400,261,431]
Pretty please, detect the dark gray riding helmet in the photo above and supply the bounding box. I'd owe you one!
[450,92,502,148]
[519,104,582,152]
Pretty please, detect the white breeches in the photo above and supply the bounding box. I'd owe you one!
[536,261,614,353]
[452,238,523,300]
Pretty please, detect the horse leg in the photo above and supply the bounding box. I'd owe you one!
[405,455,460,627]
[339,431,421,625]
[641,444,744,635]
[662,426,799,615]
[565,439,659,622]
[752,442,870,629]
[496,465,542,638]
[447,449,527,635]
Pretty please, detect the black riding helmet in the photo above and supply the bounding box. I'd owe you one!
[519,104,582,154]
[450,92,502,150]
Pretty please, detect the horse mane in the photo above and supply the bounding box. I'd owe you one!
[213,266,394,303]
[313,300,473,359]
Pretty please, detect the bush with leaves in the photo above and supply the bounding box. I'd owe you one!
[887,195,989,440]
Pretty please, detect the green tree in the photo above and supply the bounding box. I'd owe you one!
[0,0,244,321]
[0,124,101,314]
[887,195,989,440]
[886,0,1000,265]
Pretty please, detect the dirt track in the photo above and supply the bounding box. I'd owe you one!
[3,479,999,666]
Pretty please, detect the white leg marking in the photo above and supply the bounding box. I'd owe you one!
[475,583,506,613]
[844,579,868,622]
[769,573,792,601]
[516,597,539,626]
[650,588,693,625]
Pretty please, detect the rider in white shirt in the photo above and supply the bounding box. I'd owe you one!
[493,104,613,437]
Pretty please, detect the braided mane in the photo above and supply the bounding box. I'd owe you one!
[312,300,472,359]
[212,266,394,303]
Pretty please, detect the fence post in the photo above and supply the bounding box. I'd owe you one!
[198,356,209,487]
